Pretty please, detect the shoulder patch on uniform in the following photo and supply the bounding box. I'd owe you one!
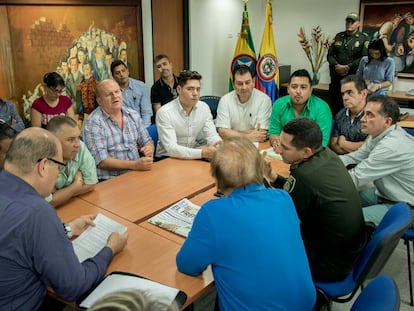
[283,175,297,193]
[364,41,369,48]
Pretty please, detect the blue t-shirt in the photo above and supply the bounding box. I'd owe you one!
[177,184,316,311]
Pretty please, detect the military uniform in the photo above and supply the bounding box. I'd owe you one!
[327,31,369,115]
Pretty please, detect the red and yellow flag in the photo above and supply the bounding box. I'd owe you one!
[255,0,279,102]
[229,2,256,91]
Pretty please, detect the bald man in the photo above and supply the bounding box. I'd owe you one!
[0,127,127,310]
[82,79,154,180]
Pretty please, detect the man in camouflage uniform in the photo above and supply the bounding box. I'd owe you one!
[328,12,369,115]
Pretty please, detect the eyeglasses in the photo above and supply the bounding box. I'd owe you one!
[48,86,65,94]
[37,157,66,169]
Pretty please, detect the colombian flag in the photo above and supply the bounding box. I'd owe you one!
[256,0,279,102]
[229,2,256,91]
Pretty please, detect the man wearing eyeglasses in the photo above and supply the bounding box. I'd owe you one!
[328,12,369,115]
[155,70,221,160]
[0,127,127,310]
[216,65,272,143]
[46,116,98,207]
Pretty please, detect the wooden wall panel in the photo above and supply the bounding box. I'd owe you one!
[152,0,185,78]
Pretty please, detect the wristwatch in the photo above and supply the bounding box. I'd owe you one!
[63,222,73,239]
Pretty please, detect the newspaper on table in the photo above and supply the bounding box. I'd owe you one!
[147,198,200,237]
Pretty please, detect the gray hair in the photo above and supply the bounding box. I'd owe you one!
[211,137,263,193]
[5,131,58,175]
[87,289,180,311]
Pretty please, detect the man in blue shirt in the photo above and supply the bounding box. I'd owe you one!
[0,127,127,310]
[330,75,368,154]
[111,60,153,127]
[177,137,316,311]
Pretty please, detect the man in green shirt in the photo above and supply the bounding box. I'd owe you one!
[268,69,332,147]
[46,116,98,207]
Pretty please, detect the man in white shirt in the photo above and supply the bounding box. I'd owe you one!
[215,65,272,142]
[156,70,221,160]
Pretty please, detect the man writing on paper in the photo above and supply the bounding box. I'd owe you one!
[215,65,272,143]
[177,137,316,310]
[46,116,98,207]
[0,127,127,310]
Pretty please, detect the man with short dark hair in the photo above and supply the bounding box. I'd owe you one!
[46,116,97,207]
[0,127,127,309]
[111,60,152,127]
[150,54,179,115]
[265,117,366,281]
[155,70,221,160]
[330,74,368,154]
[340,95,414,225]
[268,69,332,147]
[215,65,272,142]
[177,137,316,310]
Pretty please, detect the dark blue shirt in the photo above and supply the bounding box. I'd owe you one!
[332,108,368,142]
[0,170,112,310]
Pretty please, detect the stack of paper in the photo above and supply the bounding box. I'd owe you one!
[72,213,127,263]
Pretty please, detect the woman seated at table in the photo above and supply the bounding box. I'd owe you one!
[357,38,395,96]
[176,137,316,311]
[30,72,75,128]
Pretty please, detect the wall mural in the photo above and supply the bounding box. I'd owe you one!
[6,5,141,123]
[360,1,414,75]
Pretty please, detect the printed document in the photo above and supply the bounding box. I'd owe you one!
[72,213,127,263]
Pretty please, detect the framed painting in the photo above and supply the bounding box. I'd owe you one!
[0,0,143,119]
[360,1,414,75]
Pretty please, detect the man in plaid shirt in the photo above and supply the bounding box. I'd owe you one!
[82,79,154,181]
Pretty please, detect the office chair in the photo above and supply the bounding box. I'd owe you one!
[315,202,412,310]
[200,95,220,119]
[403,127,414,137]
[146,124,158,151]
[350,275,400,311]
[402,228,414,306]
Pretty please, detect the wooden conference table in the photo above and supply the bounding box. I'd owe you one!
[56,198,214,308]
[56,144,289,308]
[80,157,215,223]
